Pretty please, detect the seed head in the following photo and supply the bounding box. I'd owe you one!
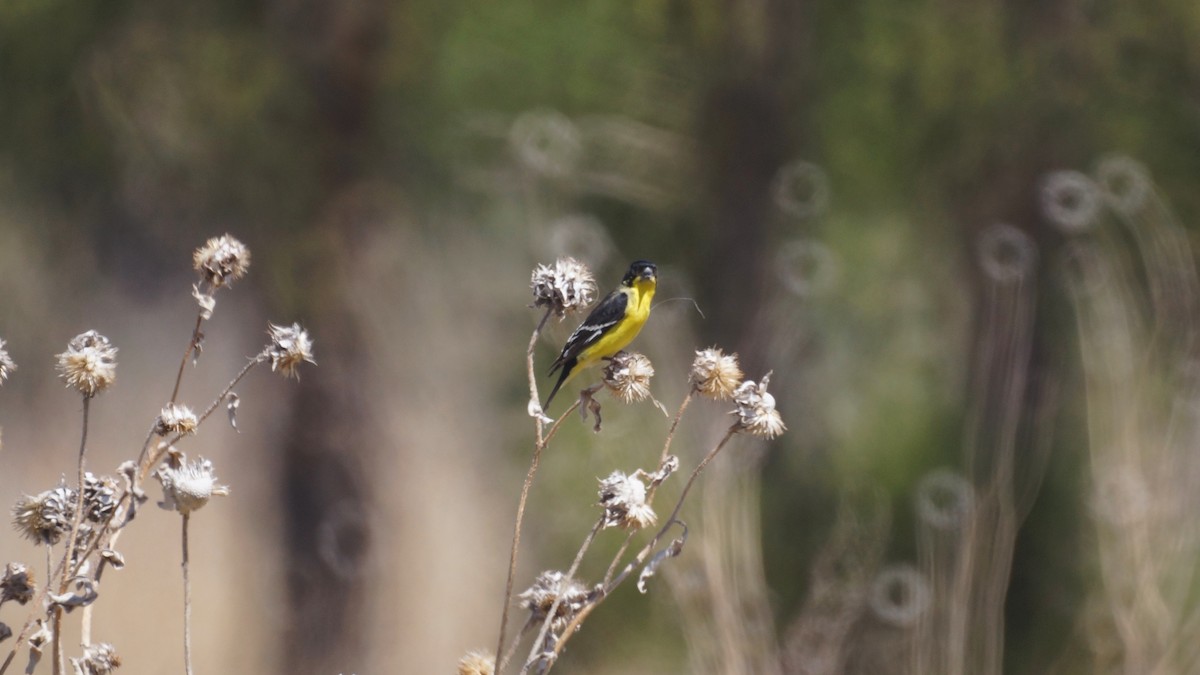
[193,234,250,288]
[155,403,198,436]
[264,323,315,379]
[12,486,75,545]
[602,352,655,403]
[456,651,495,675]
[732,372,786,439]
[56,331,117,397]
[531,257,597,318]
[518,570,591,633]
[691,347,743,400]
[156,458,230,515]
[0,562,35,605]
[598,471,657,530]
[0,338,15,385]
[71,643,122,675]
[82,474,119,524]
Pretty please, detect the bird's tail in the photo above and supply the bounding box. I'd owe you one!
[543,358,575,410]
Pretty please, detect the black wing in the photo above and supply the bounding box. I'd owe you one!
[548,289,628,374]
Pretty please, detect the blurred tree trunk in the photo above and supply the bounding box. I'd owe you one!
[698,0,811,376]
[269,0,390,672]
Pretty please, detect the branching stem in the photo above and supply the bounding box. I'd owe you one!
[545,426,740,669]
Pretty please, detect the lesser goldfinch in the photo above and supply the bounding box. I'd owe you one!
[544,260,658,409]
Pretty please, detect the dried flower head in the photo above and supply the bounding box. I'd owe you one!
[732,372,786,439]
[56,331,117,397]
[193,234,250,288]
[82,474,119,524]
[12,485,75,545]
[531,257,597,318]
[602,351,655,403]
[71,642,122,675]
[518,570,591,633]
[156,458,230,515]
[456,651,495,675]
[691,347,743,400]
[155,403,198,436]
[598,471,656,530]
[0,338,15,385]
[0,562,35,605]
[264,323,315,379]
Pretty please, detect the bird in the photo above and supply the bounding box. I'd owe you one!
[544,260,658,410]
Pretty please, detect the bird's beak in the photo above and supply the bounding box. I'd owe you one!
[640,267,656,280]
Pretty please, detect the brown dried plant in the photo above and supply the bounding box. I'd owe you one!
[0,234,312,675]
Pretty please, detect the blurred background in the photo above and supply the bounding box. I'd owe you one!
[2,0,1200,673]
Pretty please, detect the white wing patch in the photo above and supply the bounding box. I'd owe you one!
[566,319,619,353]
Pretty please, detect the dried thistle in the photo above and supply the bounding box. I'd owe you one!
[690,347,743,400]
[56,331,117,397]
[82,474,120,524]
[602,351,655,403]
[518,570,591,633]
[0,338,15,385]
[156,458,230,515]
[155,403,198,436]
[531,257,597,318]
[456,651,495,675]
[0,562,35,605]
[193,234,250,289]
[732,372,786,439]
[12,485,75,545]
[263,322,315,379]
[70,642,122,674]
[598,471,657,530]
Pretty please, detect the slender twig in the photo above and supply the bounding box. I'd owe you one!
[60,396,91,588]
[500,617,537,673]
[521,518,604,674]
[653,389,695,484]
[182,513,193,675]
[195,357,259,426]
[52,395,91,675]
[495,309,553,670]
[51,608,63,675]
[497,443,543,674]
[170,313,205,404]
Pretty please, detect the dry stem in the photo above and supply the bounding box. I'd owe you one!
[52,396,91,675]
[495,308,552,671]
[182,514,193,675]
[169,313,205,404]
[544,425,740,669]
